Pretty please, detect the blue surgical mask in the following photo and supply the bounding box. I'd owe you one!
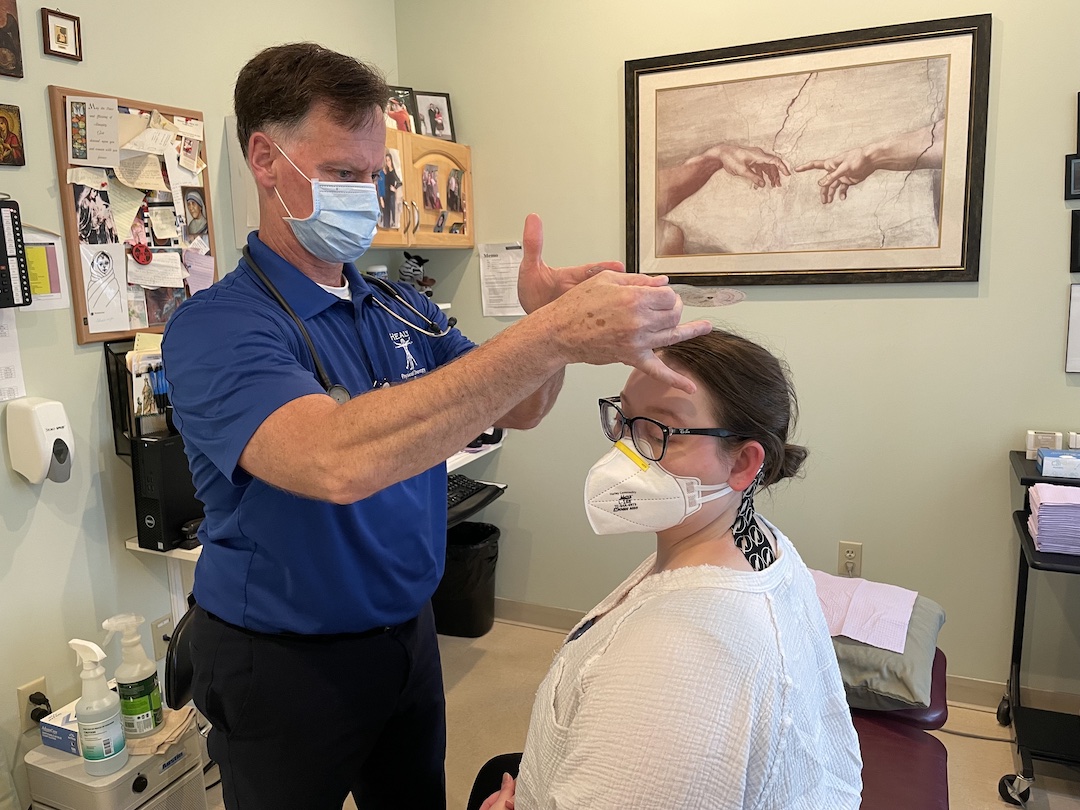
[274,144,380,264]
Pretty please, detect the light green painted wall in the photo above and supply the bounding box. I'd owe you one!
[393,0,1080,696]
[6,3,1080,800]
[0,1,398,803]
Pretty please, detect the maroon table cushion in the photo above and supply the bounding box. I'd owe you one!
[854,712,949,810]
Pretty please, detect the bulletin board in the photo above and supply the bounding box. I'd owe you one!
[47,85,219,345]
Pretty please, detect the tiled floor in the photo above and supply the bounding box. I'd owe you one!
[205,621,1080,809]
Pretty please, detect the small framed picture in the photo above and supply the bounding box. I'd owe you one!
[433,211,447,233]
[1067,153,1080,201]
[386,86,418,134]
[1072,211,1080,274]
[449,222,463,235]
[414,91,455,141]
[41,8,80,62]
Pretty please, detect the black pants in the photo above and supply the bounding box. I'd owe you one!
[467,753,522,810]
[190,604,447,810]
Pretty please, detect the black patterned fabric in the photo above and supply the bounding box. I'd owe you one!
[732,469,775,571]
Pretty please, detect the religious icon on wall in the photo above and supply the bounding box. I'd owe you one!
[0,103,25,165]
[0,0,24,79]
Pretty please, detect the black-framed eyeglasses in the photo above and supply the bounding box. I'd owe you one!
[598,397,743,462]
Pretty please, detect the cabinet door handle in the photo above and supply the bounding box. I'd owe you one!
[402,200,411,232]
[412,202,420,234]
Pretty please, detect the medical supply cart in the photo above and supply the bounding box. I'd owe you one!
[997,451,1080,805]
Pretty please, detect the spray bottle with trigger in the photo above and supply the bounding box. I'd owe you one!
[102,614,164,738]
[68,639,128,776]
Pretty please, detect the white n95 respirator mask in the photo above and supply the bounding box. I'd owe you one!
[583,441,733,535]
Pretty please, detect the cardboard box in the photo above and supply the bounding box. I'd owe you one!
[1037,448,1080,479]
[38,680,120,756]
[38,698,79,755]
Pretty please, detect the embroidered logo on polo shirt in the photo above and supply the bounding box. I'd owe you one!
[390,329,428,380]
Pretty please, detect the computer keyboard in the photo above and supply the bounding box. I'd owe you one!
[447,473,506,527]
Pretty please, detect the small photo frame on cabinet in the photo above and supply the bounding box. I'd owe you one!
[41,9,80,61]
[386,86,418,133]
[414,91,455,141]
[1066,154,1080,201]
[1072,211,1080,274]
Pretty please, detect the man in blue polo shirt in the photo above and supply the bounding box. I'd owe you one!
[163,43,710,810]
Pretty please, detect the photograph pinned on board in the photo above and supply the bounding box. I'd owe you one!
[125,205,150,246]
[181,186,208,239]
[0,0,22,78]
[144,285,186,328]
[0,103,25,165]
[414,91,455,141]
[72,183,119,244]
[386,86,418,133]
[179,136,200,172]
[422,164,442,210]
[41,8,80,61]
[68,99,87,160]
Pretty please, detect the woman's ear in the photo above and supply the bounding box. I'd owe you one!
[728,440,765,492]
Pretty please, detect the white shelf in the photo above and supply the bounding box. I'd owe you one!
[125,538,201,563]
[447,439,502,472]
[125,539,198,626]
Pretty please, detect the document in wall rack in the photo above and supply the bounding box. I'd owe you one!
[479,242,526,318]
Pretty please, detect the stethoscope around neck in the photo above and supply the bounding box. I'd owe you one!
[242,247,447,404]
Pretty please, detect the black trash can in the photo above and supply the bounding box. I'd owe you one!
[432,522,500,637]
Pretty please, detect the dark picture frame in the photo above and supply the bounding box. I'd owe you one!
[1072,211,1080,274]
[414,91,455,142]
[40,8,80,62]
[386,85,419,134]
[1066,154,1080,201]
[625,15,992,285]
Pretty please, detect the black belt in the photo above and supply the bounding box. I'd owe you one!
[201,606,406,642]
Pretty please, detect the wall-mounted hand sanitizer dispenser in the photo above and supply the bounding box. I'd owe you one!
[6,397,73,483]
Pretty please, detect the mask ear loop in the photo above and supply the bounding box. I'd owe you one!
[272,142,313,220]
[731,467,775,571]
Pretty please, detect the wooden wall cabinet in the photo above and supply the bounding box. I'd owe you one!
[374,129,474,249]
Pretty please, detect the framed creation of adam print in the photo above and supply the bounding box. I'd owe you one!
[625,15,992,285]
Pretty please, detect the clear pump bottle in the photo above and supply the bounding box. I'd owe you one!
[102,614,163,738]
[68,639,128,776]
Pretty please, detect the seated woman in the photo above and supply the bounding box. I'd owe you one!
[476,328,862,810]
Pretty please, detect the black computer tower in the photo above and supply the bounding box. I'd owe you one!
[131,431,203,552]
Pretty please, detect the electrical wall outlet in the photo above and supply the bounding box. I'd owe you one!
[151,614,174,661]
[838,541,863,578]
[16,676,47,734]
